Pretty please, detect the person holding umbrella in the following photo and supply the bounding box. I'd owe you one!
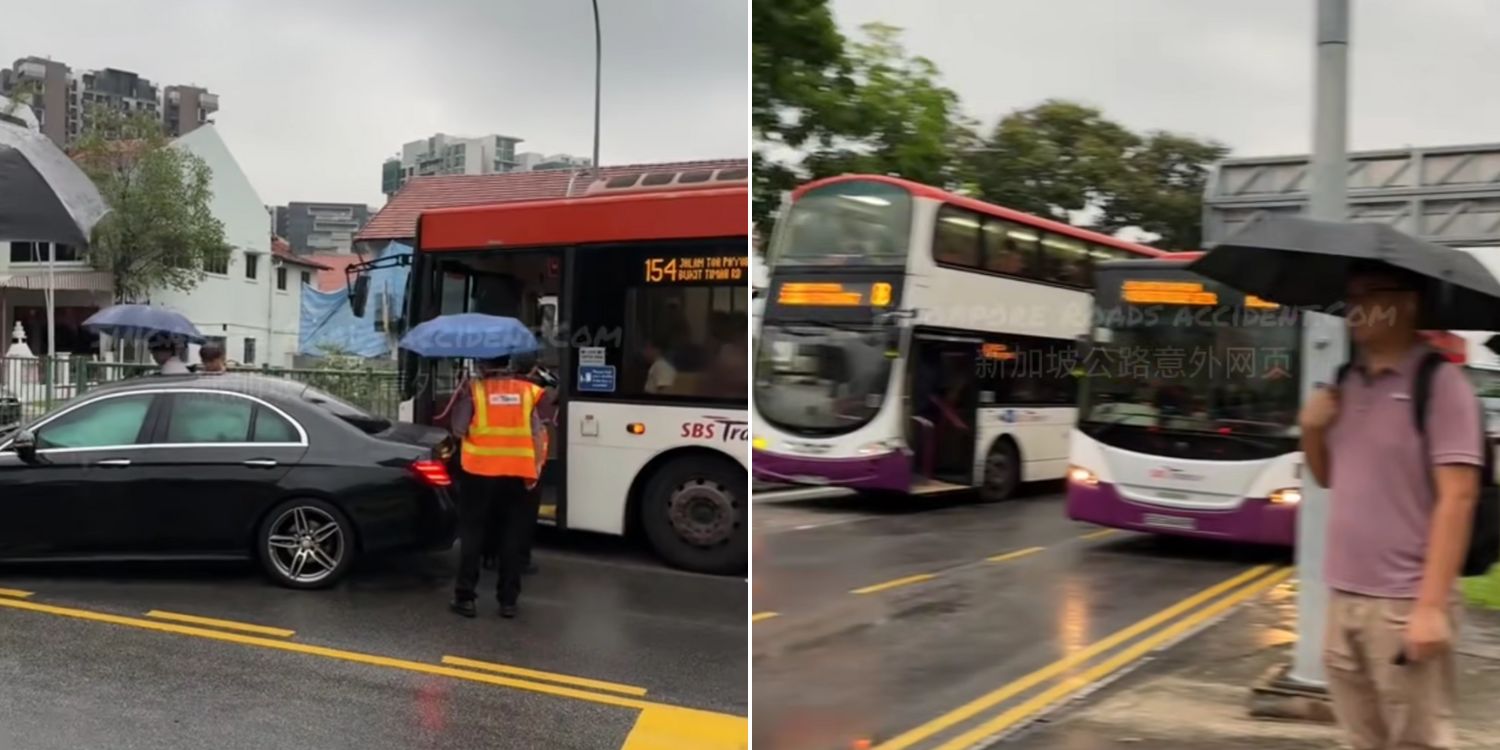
[1193,218,1500,748]
[398,313,547,620]
[148,334,191,375]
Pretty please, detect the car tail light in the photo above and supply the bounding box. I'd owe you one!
[410,459,452,487]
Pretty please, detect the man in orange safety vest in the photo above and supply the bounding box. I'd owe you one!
[448,355,551,619]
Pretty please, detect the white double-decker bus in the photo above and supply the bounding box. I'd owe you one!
[752,175,1164,500]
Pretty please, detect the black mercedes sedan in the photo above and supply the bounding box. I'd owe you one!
[0,373,457,588]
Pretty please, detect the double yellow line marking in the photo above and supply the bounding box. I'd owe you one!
[147,610,295,638]
[874,564,1293,749]
[0,595,747,748]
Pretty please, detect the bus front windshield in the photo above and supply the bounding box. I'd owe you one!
[1079,269,1302,438]
[754,323,893,436]
[772,181,911,267]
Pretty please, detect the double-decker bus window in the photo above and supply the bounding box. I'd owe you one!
[933,205,980,267]
[982,219,1041,277]
[775,180,911,266]
[1041,233,1090,287]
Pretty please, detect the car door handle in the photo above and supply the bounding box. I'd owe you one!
[96,459,131,467]
[243,459,278,468]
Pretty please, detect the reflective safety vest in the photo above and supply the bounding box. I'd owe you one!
[461,377,545,479]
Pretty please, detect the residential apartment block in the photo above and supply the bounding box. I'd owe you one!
[273,203,372,255]
[0,56,218,147]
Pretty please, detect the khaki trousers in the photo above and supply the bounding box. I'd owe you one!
[1324,590,1460,750]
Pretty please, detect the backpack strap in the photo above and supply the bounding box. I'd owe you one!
[1412,351,1447,435]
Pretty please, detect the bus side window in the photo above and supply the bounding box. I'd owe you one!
[934,205,980,267]
[981,219,1033,277]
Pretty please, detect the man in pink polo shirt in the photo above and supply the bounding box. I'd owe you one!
[1301,261,1482,749]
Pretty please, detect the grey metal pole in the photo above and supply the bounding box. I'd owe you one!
[1289,0,1350,687]
[591,0,602,178]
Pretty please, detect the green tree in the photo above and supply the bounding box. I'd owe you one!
[752,0,849,145]
[968,100,1227,250]
[70,108,230,302]
[754,21,967,228]
[970,100,1139,222]
[1104,132,1229,250]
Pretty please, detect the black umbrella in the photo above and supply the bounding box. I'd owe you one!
[1189,215,1500,330]
[0,123,109,247]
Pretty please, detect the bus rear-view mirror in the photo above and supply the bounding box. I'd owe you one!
[349,275,371,318]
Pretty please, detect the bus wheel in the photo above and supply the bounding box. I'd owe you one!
[641,457,746,574]
[978,440,1020,504]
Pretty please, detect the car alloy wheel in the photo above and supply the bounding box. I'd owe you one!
[266,505,345,585]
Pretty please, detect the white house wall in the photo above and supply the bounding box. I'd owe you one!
[153,125,300,367]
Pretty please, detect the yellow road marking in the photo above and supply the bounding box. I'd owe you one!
[146,610,295,638]
[851,573,936,595]
[986,546,1044,564]
[0,588,34,599]
[622,704,747,750]
[1078,528,1117,541]
[751,611,780,623]
[872,564,1277,750]
[932,567,1294,750]
[442,655,646,697]
[0,596,742,723]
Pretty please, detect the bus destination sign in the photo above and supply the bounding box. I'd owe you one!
[1121,279,1280,309]
[776,281,893,308]
[643,255,748,284]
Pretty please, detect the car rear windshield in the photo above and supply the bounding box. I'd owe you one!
[300,385,393,434]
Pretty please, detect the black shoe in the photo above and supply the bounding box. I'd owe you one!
[498,603,518,619]
[524,561,539,575]
[449,599,477,618]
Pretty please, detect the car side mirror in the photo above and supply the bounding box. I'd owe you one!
[11,429,37,463]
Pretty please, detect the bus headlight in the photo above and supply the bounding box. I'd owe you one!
[857,438,904,456]
[1269,488,1302,505]
[1068,465,1099,487]
[752,436,768,451]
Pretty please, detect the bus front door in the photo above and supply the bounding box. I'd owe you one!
[910,334,980,489]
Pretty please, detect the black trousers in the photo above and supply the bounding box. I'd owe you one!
[483,485,538,567]
[455,473,537,606]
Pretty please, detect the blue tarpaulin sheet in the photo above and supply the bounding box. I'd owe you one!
[298,242,412,358]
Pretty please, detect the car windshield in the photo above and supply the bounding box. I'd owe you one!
[771,180,912,267]
[754,323,893,436]
[1080,267,1302,437]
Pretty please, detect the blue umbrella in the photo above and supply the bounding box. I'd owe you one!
[83,304,206,344]
[399,313,539,359]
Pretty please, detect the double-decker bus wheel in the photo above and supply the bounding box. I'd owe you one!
[640,455,746,574]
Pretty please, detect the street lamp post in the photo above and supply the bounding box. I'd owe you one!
[591,0,602,179]
[1289,0,1351,688]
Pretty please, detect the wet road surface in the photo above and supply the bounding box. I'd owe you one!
[752,483,1289,750]
[0,531,747,749]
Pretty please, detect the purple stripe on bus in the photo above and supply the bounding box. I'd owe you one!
[752,450,911,493]
[1064,480,1296,547]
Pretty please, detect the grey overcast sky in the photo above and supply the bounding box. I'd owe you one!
[832,0,1500,158]
[0,0,747,208]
